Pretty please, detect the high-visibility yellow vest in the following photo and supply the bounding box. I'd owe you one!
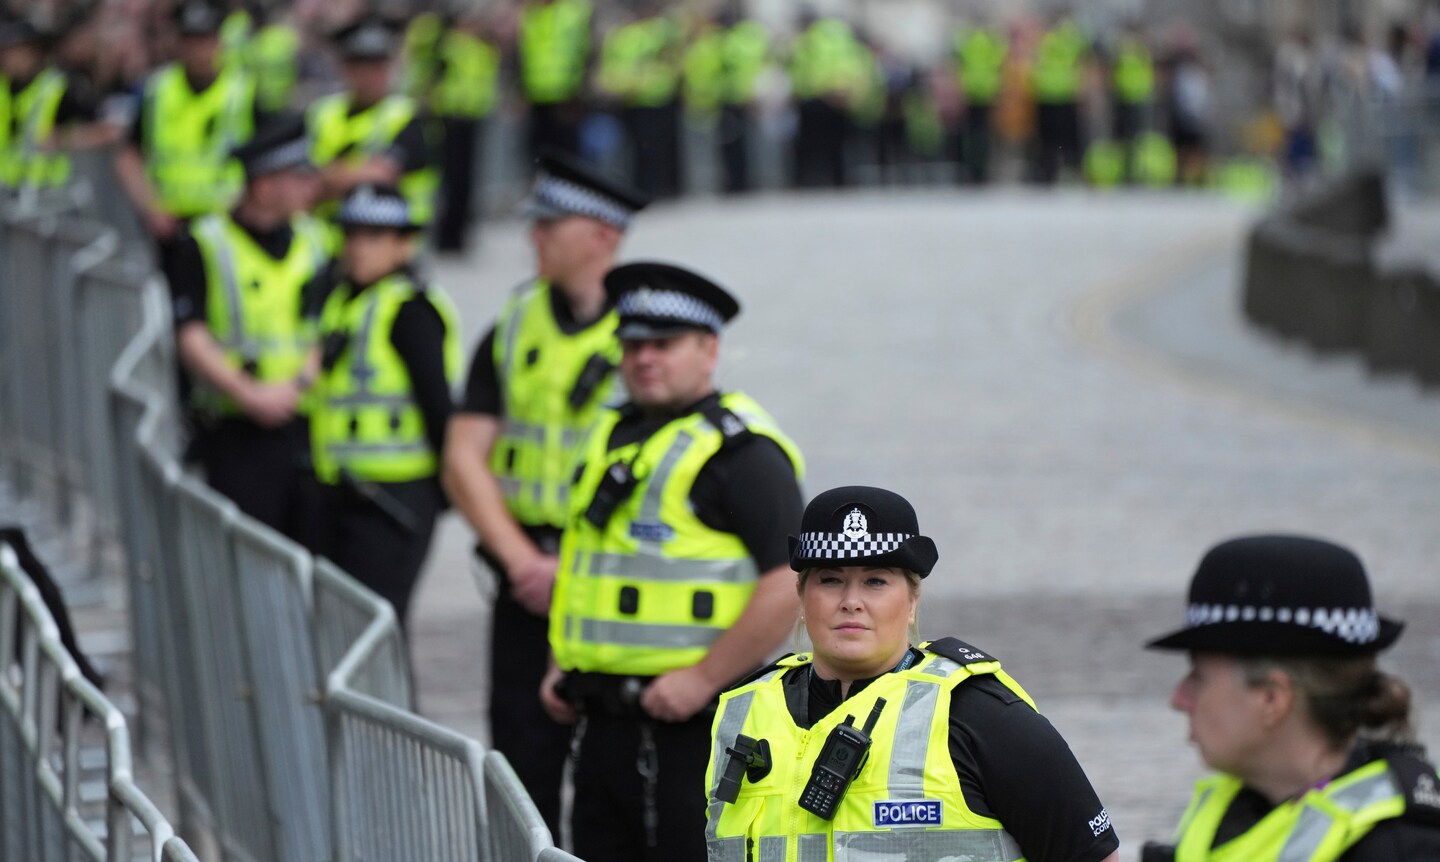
[1131,131,1177,187]
[1032,21,1087,104]
[789,19,863,102]
[685,22,768,115]
[247,23,300,112]
[489,280,619,529]
[431,30,500,119]
[311,272,462,484]
[219,9,253,69]
[705,645,1034,862]
[306,93,438,225]
[955,28,1007,104]
[189,212,332,416]
[142,64,255,217]
[519,0,592,104]
[402,12,445,99]
[550,393,804,676]
[0,68,70,189]
[598,16,682,107]
[1172,759,1409,862]
[1113,37,1154,105]
[683,29,726,115]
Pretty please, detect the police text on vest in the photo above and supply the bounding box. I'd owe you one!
[873,800,943,828]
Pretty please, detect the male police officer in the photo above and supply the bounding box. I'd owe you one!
[517,0,592,160]
[114,0,259,269]
[0,16,98,193]
[443,151,647,835]
[538,262,805,862]
[597,1,683,198]
[166,118,329,540]
[308,15,437,226]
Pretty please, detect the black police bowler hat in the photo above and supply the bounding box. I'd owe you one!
[522,148,649,229]
[337,184,422,233]
[1146,535,1403,657]
[332,15,400,61]
[606,261,740,340]
[789,486,939,578]
[231,115,312,179]
[173,0,225,36]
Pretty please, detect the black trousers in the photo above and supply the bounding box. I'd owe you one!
[1035,101,1081,184]
[527,101,584,163]
[486,559,570,837]
[436,116,486,252]
[571,710,712,862]
[621,101,682,199]
[312,476,444,629]
[958,101,994,184]
[717,103,752,193]
[792,97,849,189]
[195,417,315,545]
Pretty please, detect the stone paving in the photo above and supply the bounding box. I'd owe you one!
[394,189,1440,860]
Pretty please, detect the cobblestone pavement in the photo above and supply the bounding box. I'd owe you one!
[410,189,1440,859]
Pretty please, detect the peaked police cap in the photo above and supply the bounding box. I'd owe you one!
[337,184,422,232]
[1146,535,1403,657]
[232,115,312,179]
[606,261,739,340]
[173,0,224,36]
[332,15,400,61]
[789,486,939,577]
[522,148,649,229]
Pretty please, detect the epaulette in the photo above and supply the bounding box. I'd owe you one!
[728,654,796,691]
[1390,752,1440,827]
[924,637,999,667]
[701,402,755,451]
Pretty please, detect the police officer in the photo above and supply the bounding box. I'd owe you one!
[517,0,592,161]
[1110,22,1153,148]
[953,19,1007,184]
[1031,14,1089,185]
[682,6,769,194]
[0,16,97,193]
[428,12,500,253]
[789,12,864,189]
[1142,535,1440,861]
[597,1,683,198]
[442,150,647,835]
[244,5,301,113]
[707,486,1122,862]
[539,262,805,861]
[310,184,461,629]
[308,16,437,227]
[167,117,330,540]
[114,0,259,269]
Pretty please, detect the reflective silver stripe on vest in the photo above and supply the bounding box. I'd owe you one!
[578,618,722,649]
[326,393,415,408]
[348,291,382,394]
[833,828,1023,861]
[922,657,963,679]
[1276,770,1400,862]
[706,836,745,862]
[638,430,696,526]
[499,288,529,383]
[707,689,759,843]
[796,833,827,862]
[758,835,785,862]
[587,552,757,584]
[887,679,940,799]
[198,218,254,359]
[325,441,430,456]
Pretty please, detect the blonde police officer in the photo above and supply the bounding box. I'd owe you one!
[539,262,805,862]
[707,486,1121,862]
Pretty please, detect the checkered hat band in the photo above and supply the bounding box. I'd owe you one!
[617,288,724,332]
[246,138,310,177]
[796,531,914,560]
[535,174,631,228]
[339,191,411,227]
[1184,602,1381,644]
[346,26,393,57]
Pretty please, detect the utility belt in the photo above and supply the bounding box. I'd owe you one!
[555,671,656,718]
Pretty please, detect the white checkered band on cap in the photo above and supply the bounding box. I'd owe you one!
[617,287,724,332]
[339,187,411,227]
[346,23,393,57]
[796,531,915,561]
[1184,602,1381,644]
[246,138,310,177]
[534,173,632,228]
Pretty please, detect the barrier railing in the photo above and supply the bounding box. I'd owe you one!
[1,541,201,862]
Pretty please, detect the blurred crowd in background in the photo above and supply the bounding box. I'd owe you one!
[7,0,1440,218]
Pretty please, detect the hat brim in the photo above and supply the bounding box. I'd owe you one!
[1145,616,1404,656]
[519,195,569,223]
[788,535,939,579]
[615,319,712,341]
[338,219,424,234]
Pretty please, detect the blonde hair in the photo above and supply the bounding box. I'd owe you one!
[793,568,923,652]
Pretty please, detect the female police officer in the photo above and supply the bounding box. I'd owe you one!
[705,486,1121,862]
[1143,535,1440,861]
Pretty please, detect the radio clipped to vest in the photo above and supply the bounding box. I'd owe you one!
[568,352,614,409]
[583,459,639,528]
[321,330,351,371]
[800,697,886,820]
[716,734,772,803]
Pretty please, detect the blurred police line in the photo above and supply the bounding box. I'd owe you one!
[0,174,582,861]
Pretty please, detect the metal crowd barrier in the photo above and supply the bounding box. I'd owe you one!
[4,158,588,862]
[1,541,200,862]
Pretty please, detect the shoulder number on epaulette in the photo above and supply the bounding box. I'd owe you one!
[925,637,997,666]
[1392,754,1440,827]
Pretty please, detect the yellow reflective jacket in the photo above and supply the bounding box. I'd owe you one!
[307,93,438,225]
[141,63,255,217]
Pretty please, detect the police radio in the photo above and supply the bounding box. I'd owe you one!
[583,460,639,528]
[798,697,886,820]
